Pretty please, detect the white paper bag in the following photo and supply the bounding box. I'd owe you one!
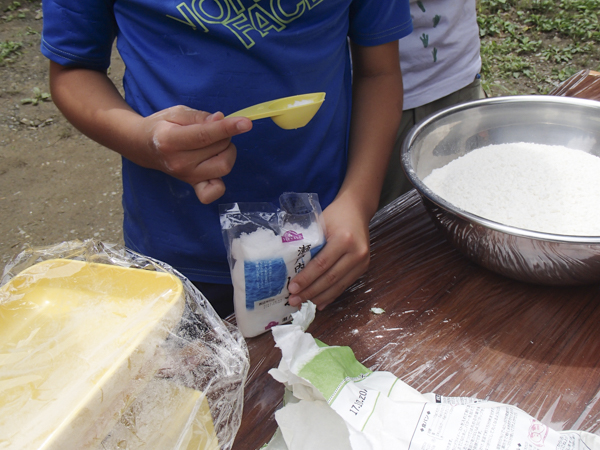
[263,303,600,450]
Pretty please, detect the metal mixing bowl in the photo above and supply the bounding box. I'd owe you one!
[401,95,600,285]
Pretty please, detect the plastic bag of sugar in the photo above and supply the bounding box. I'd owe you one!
[220,193,326,338]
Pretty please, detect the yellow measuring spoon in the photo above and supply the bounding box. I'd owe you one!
[226,92,326,129]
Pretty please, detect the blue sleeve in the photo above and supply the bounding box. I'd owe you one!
[41,0,117,71]
[349,0,413,47]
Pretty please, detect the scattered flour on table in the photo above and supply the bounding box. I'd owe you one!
[423,142,600,235]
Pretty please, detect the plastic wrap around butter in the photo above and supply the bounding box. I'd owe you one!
[0,240,249,450]
[101,378,219,450]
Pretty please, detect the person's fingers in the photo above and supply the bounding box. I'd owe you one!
[152,108,252,153]
[306,269,361,311]
[151,106,230,127]
[157,118,251,154]
[183,141,237,185]
[287,229,370,308]
[287,245,336,301]
[204,111,225,123]
[288,254,366,309]
[150,122,239,184]
[193,178,226,204]
[141,106,251,203]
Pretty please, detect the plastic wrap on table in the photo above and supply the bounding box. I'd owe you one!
[0,239,249,450]
[263,303,600,450]
[549,69,600,101]
[230,191,600,449]
[324,191,600,435]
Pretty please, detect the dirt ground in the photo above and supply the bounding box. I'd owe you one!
[0,2,126,266]
[0,2,576,268]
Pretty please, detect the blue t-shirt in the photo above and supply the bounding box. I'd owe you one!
[41,0,412,284]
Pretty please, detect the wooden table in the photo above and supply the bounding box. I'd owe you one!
[231,190,600,449]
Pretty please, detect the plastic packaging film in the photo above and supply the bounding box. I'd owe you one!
[220,193,326,338]
[550,69,600,101]
[230,73,600,449]
[232,187,600,448]
[321,191,600,436]
[261,303,600,450]
[337,75,600,440]
[0,239,249,450]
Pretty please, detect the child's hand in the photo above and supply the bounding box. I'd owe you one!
[286,196,371,310]
[48,63,253,204]
[143,106,252,204]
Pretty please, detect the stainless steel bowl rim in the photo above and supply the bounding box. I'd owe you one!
[401,95,600,245]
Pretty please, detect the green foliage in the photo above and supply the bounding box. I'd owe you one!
[5,1,22,11]
[3,0,41,22]
[21,87,51,105]
[478,0,600,95]
[0,40,23,65]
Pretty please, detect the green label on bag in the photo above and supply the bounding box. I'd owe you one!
[297,344,372,403]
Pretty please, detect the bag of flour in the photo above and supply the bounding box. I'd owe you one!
[262,303,600,450]
[220,193,326,338]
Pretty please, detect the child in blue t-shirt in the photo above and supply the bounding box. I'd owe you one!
[41,0,413,317]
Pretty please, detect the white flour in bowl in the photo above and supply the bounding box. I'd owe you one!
[423,142,600,235]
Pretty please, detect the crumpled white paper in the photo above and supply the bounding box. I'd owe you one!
[262,302,600,450]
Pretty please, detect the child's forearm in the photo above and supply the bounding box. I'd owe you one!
[48,61,252,203]
[287,41,403,310]
[49,62,147,164]
[341,40,404,222]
